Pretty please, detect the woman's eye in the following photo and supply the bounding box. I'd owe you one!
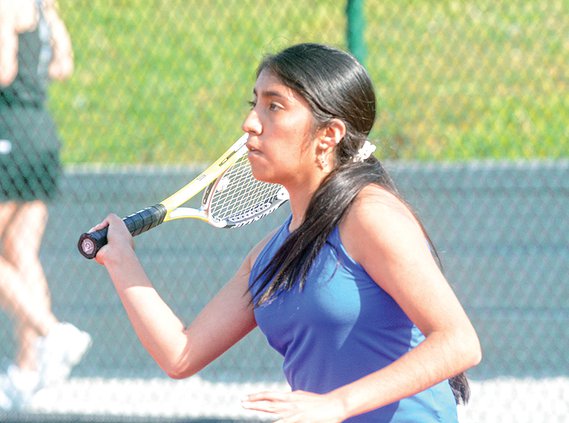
[247,100,256,109]
[269,103,281,111]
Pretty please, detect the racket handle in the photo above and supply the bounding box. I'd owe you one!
[77,204,167,259]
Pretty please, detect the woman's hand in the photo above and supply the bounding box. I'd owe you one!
[241,390,346,423]
[89,213,134,266]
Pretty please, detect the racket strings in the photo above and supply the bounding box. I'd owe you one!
[208,156,286,222]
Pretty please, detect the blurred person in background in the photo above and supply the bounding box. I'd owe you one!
[0,0,91,411]
[91,43,481,422]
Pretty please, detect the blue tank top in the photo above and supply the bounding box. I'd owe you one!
[249,216,458,422]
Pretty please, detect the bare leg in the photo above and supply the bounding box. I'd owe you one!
[0,201,58,371]
[0,200,91,402]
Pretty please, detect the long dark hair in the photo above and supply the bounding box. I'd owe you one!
[250,43,470,404]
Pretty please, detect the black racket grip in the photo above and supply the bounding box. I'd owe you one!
[77,204,167,259]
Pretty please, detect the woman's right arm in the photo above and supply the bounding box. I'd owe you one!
[94,213,262,379]
[0,0,18,86]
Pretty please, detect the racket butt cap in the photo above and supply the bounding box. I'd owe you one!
[77,229,107,259]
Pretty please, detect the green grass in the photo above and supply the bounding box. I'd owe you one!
[51,0,567,164]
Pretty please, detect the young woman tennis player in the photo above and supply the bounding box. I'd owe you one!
[92,43,481,422]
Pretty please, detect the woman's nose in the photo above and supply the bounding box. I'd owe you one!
[241,109,261,135]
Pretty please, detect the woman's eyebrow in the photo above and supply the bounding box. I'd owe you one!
[253,88,289,100]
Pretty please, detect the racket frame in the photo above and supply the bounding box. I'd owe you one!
[78,133,289,259]
[160,133,249,223]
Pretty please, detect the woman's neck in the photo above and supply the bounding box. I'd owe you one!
[285,171,329,232]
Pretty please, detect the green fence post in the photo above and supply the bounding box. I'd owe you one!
[346,0,367,66]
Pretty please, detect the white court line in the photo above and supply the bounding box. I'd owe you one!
[2,376,568,422]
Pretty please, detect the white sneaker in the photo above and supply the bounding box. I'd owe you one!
[36,322,92,388]
[0,364,40,410]
[0,386,10,411]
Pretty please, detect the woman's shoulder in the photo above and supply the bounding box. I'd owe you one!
[340,183,423,263]
[243,226,282,271]
[347,184,416,227]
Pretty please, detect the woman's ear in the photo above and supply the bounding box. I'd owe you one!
[315,119,347,171]
[317,118,346,150]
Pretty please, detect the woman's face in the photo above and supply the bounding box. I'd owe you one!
[242,69,318,187]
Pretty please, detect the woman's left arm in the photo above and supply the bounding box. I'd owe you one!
[242,185,481,422]
[44,0,73,80]
[327,185,482,418]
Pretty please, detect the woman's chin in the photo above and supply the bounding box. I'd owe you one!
[250,167,276,185]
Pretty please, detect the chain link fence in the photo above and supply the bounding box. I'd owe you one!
[1,1,567,421]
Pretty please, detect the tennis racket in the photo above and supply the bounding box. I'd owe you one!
[77,133,289,259]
